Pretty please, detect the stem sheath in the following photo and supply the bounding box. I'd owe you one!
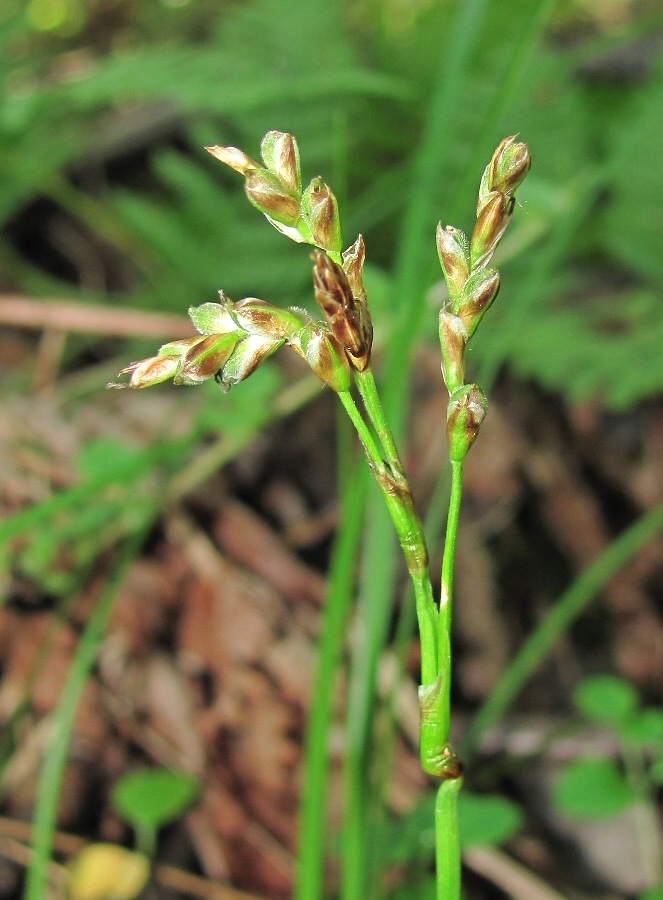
[436,776,463,900]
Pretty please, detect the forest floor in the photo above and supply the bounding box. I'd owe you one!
[2,314,663,899]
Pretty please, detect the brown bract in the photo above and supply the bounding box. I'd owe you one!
[487,134,531,197]
[438,310,467,394]
[115,354,180,389]
[302,178,341,253]
[244,172,301,226]
[229,298,303,340]
[204,145,260,175]
[446,384,487,463]
[470,192,513,269]
[290,322,352,392]
[311,250,372,372]
[260,131,301,196]
[436,224,470,303]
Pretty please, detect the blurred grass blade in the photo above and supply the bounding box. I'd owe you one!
[462,499,663,759]
[24,514,157,899]
[295,463,369,900]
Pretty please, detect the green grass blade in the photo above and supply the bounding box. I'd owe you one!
[24,512,156,899]
[341,493,397,900]
[0,439,185,546]
[462,499,663,759]
[294,463,369,900]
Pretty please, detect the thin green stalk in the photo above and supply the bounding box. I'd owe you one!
[462,499,663,759]
[338,388,438,685]
[439,460,463,672]
[431,463,465,900]
[351,373,439,682]
[621,740,663,886]
[419,462,464,779]
[417,460,464,772]
[24,516,154,899]
[354,370,403,469]
[338,384,438,899]
[371,480,452,849]
[336,392,358,498]
[341,491,395,900]
[337,390,384,471]
[436,777,463,900]
[295,465,369,900]
[339,380,466,900]
[379,0,555,702]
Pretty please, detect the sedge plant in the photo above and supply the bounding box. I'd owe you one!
[111,130,530,898]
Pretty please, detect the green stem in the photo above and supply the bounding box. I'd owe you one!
[353,371,439,682]
[419,460,464,900]
[440,460,463,673]
[354,369,404,470]
[134,823,157,860]
[341,492,392,900]
[436,777,463,900]
[337,390,384,470]
[421,458,463,772]
[337,389,438,685]
[295,466,368,900]
[620,740,663,885]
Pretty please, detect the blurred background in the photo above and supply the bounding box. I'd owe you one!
[2,0,663,898]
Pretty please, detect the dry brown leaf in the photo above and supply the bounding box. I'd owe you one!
[214,500,326,608]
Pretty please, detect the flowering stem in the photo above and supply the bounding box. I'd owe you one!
[337,389,383,470]
[337,386,438,685]
[354,369,404,470]
[440,459,463,672]
[436,776,463,900]
[429,457,465,900]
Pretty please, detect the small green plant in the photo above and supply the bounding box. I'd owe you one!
[553,674,663,896]
[111,129,529,898]
[66,768,199,900]
[111,767,200,858]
